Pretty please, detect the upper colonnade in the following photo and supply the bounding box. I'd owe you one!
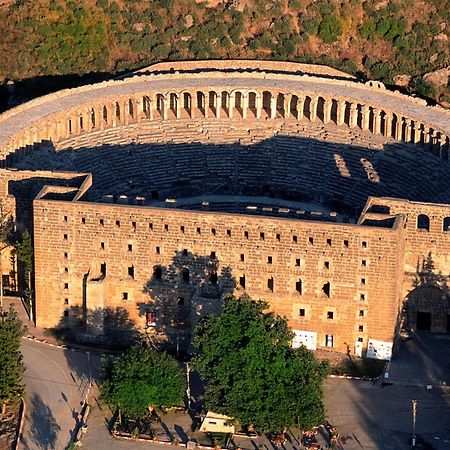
[0,60,449,160]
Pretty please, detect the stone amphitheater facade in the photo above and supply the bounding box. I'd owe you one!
[1,60,450,357]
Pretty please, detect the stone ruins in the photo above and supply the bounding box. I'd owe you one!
[0,60,449,358]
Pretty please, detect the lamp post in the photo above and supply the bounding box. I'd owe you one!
[411,399,417,448]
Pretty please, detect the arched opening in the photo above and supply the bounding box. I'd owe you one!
[234,91,243,117]
[290,95,299,119]
[142,96,151,119]
[208,91,217,117]
[156,94,165,118]
[248,92,257,118]
[443,217,450,231]
[417,214,430,231]
[90,109,96,128]
[262,91,271,118]
[296,278,303,295]
[181,268,190,284]
[276,93,285,118]
[220,91,228,117]
[115,102,121,121]
[169,93,178,118]
[128,99,134,119]
[197,91,206,116]
[322,281,331,297]
[405,286,450,333]
[68,118,72,134]
[79,114,83,131]
[330,99,339,124]
[343,101,351,126]
[153,265,162,281]
[103,105,108,124]
[183,92,192,117]
[356,104,363,129]
[210,271,218,285]
[304,96,312,120]
[316,97,325,122]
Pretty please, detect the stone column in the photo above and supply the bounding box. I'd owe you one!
[309,96,318,122]
[135,99,142,123]
[242,93,248,119]
[349,103,358,128]
[383,113,393,138]
[175,94,181,119]
[216,92,221,119]
[361,105,370,131]
[395,117,404,141]
[162,95,168,119]
[412,122,421,143]
[123,100,130,126]
[256,93,262,119]
[323,99,332,124]
[111,103,117,127]
[283,95,291,119]
[229,92,235,119]
[337,100,346,126]
[405,120,413,142]
[270,94,277,119]
[372,108,382,134]
[297,96,305,121]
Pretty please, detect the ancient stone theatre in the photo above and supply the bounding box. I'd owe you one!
[0,60,449,358]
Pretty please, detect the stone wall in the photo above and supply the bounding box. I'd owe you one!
[33,195,404,354]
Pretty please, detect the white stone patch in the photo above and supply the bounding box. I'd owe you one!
[292,330,317,350]
[367,338,393,361]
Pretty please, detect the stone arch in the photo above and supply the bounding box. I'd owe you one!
[142,95,151,119]
[290,95,299,119]
[405,286,450,333]
[208,91,218,117]
[262,91,272,118]
[248,91,258,118]
[169,92,178,118]
[196,91,206,116]
[304,96,312,121]
[330,99,339,124]
[102,105,108,124]
[417,214,430,231]
[156,93,165,118]
[276,93,285,118]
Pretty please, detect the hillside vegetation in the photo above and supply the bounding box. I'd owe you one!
[0,0,449,104]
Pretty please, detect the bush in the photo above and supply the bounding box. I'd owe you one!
[409,76,436,98]
[301,17,320,35]
[318,16,342,43]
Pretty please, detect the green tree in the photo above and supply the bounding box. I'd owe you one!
[0,305,25,415]
[193,295,329,433]
[101,345,186,418]
[318,16,343,43]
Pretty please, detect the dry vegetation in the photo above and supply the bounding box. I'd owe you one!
[0,0,449,103]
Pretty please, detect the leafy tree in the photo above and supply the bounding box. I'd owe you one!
[0,306,25,415]
[101,345,186,418]
[318,16,343,43]
[193,295,329,433]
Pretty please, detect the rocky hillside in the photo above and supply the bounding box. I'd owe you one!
[0,0,448,105]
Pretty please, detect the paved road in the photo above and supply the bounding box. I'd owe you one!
[20,339,99,450]
[325,378,450,450]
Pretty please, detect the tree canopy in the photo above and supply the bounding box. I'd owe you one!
[0,305,25,414]
[193,295,329,432]
[101,345,186,418]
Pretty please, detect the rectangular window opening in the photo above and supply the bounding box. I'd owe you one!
[327,311,334,320]
[299,308,305,317]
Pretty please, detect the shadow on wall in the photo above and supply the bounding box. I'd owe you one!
[49,251,236,356]
[404,252,450,333]
[51,305,139,350]
[5,135,450,222]
[141,250,236,354]
[21,393,61,450]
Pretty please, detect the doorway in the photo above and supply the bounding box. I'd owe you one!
[416,312,432,331]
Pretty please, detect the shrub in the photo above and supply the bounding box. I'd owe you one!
[318,16,343,43]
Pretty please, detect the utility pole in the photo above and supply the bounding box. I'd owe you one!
[411,399,417,448]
